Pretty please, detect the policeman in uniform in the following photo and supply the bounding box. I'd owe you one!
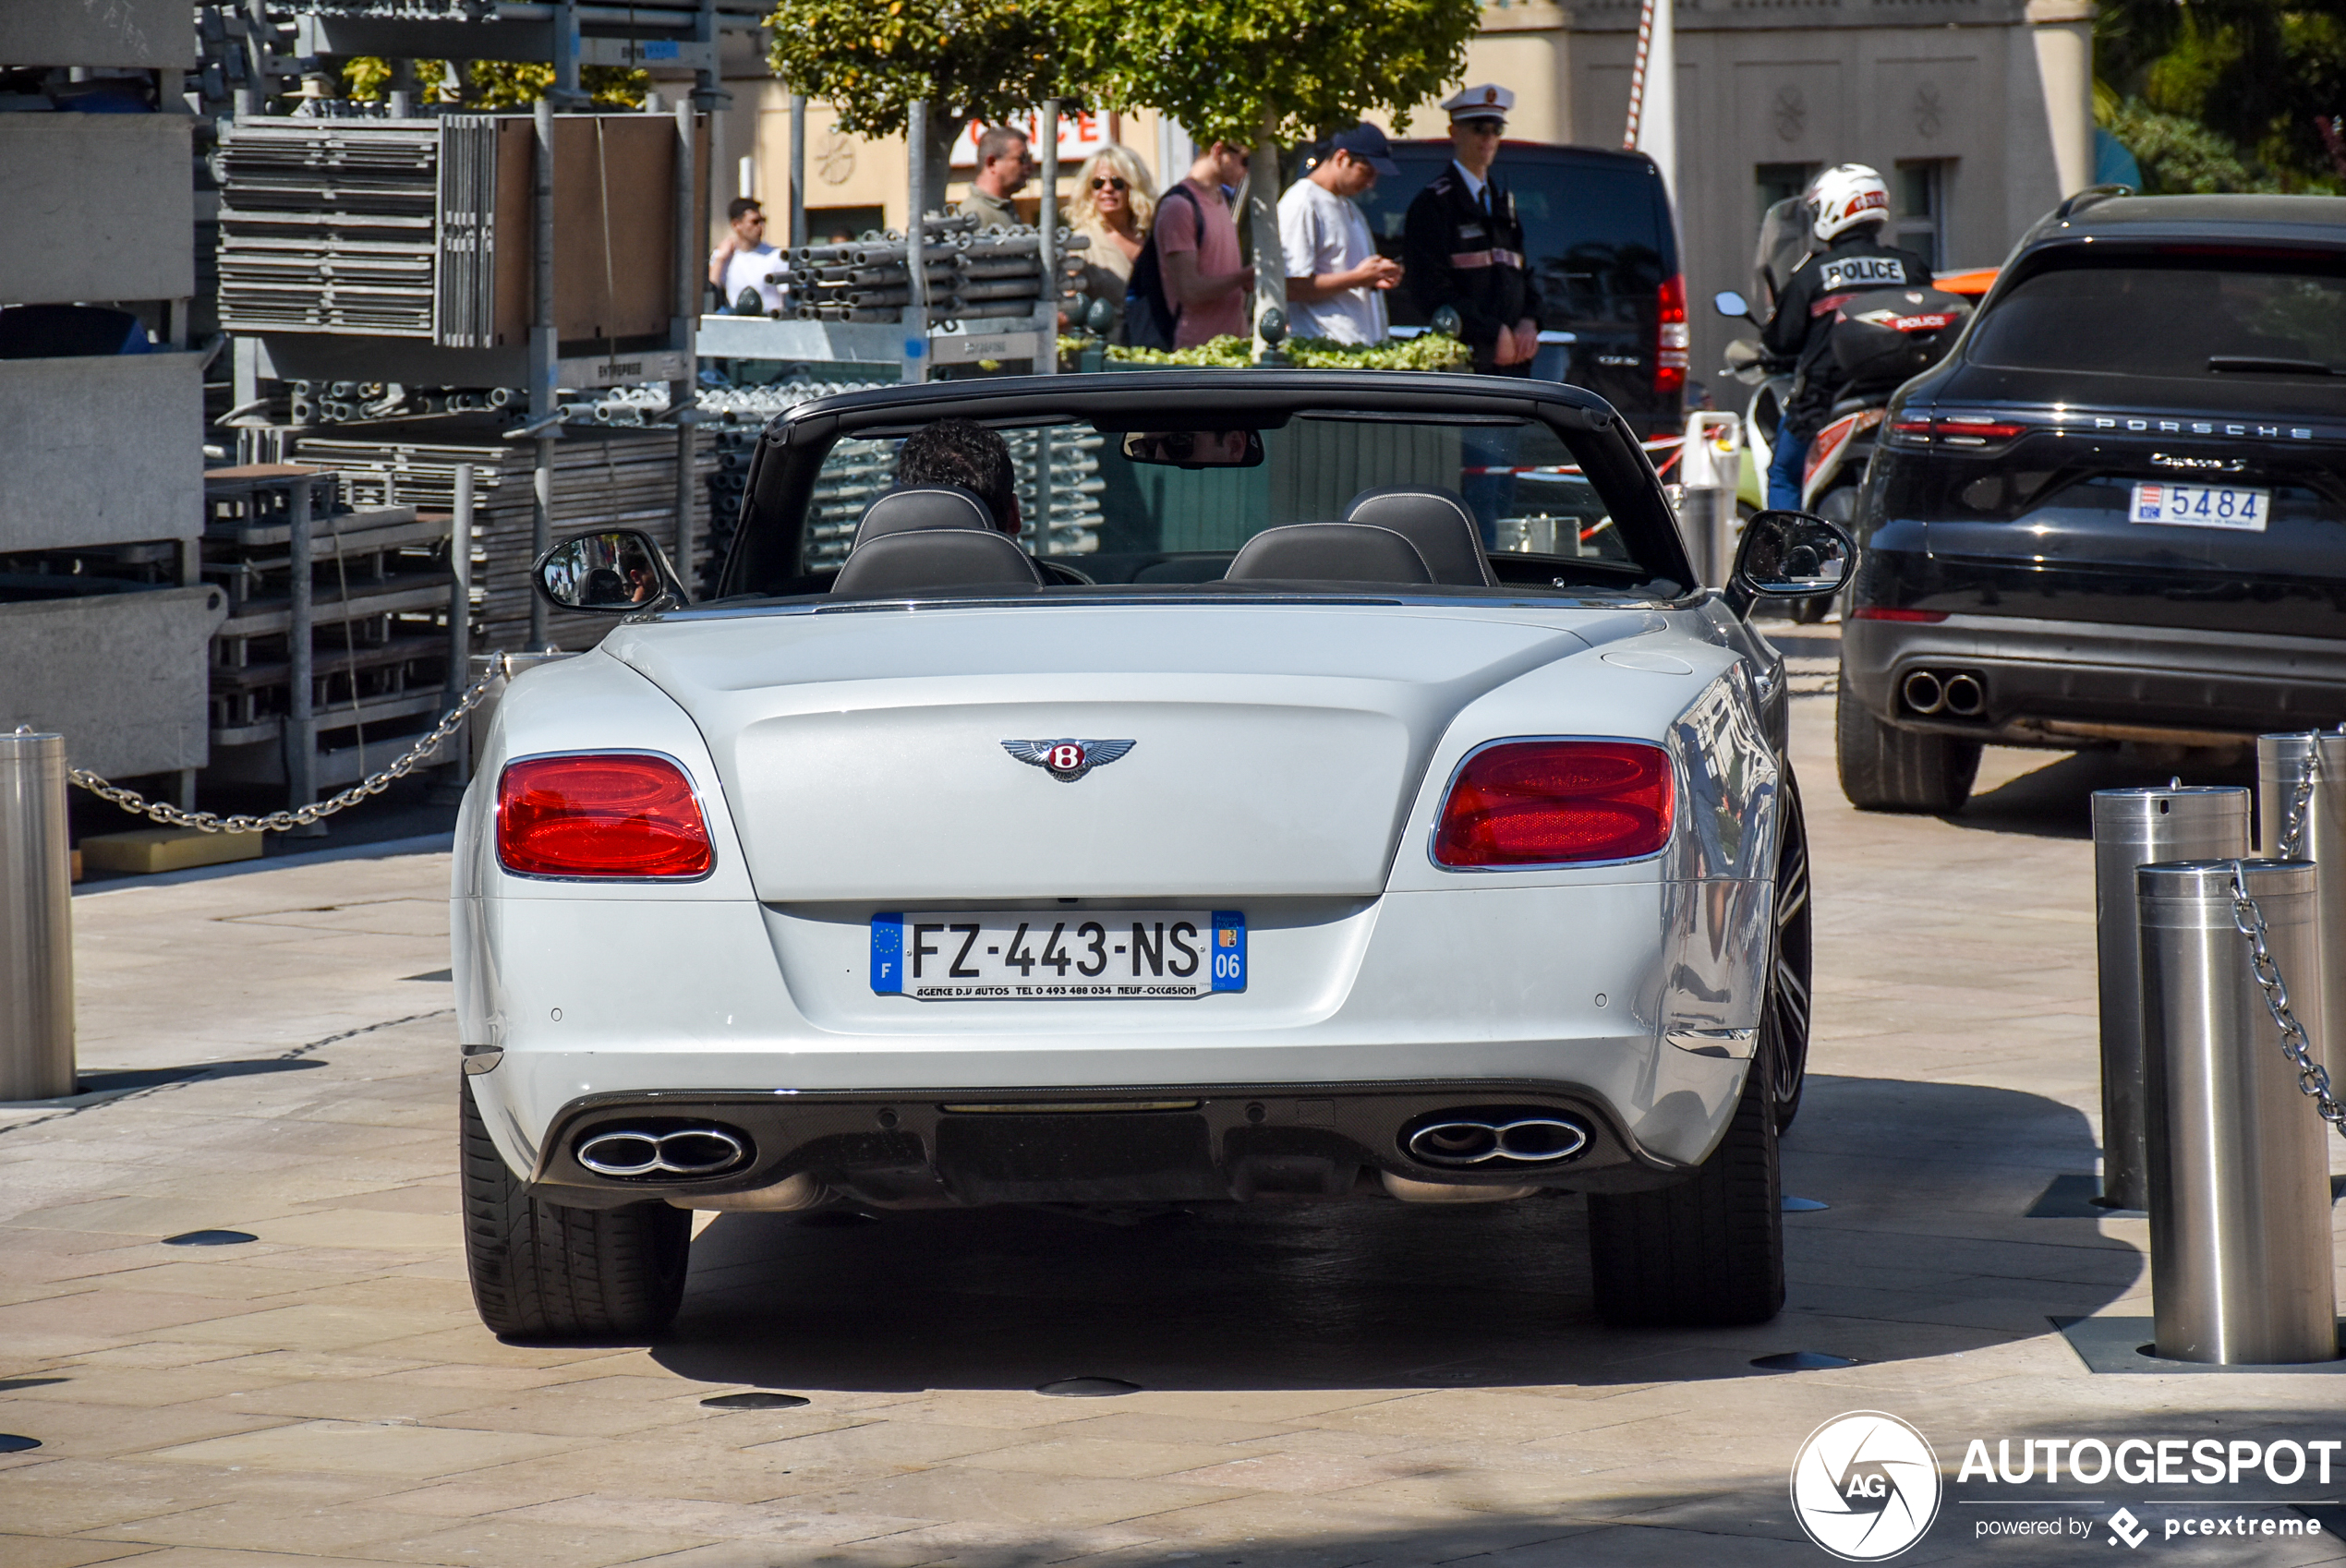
[1760,163,1932,509]
[1403,84,1541,377]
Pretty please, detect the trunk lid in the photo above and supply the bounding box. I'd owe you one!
[602,604,1589,901]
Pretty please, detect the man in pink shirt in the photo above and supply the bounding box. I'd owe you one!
[1154,140,1256,348]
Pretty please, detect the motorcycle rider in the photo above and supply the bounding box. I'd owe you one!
[1761,164,1931,511]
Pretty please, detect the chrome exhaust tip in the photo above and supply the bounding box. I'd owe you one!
[1902,669,1945,716]
[576,1125,750,1179]
[1941,671,1986,718]
[1401,1109,1590,1169]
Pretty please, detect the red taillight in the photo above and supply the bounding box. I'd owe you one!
[1654,273,1687,397]
[497,754,714,878]
[1434,741,1675,869]
[1936,415,2027,443]
[1850,607,1950,623]
[1890,415,2029,448]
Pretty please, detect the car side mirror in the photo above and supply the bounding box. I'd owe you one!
[533,529,688,614]
[1726,509,1855,617]
[1713,289,1752,320]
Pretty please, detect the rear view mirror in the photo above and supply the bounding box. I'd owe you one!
[1727,510,1856,617]
[533,529,687,614]
[1119,428,1265,469]
[1713,289,1752,320]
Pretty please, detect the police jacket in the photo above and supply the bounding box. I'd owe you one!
[1403,165,1541,359]
[1763,231,1932,433]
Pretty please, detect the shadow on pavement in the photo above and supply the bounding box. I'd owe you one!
[1946,746,2258,842]
[76,1059,330,1092]
[652,1076,2138,1396]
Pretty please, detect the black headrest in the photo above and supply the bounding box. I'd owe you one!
[1223,523,1434,585]
[853,485,998,548]
[830,528,1045,596]
[1341,487,1496,586]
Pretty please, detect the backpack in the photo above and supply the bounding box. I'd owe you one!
[1122,183,1206,350]
[1829,286,1973,390]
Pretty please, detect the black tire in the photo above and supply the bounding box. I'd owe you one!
[1834,669,1980,813]
[1770,775,1814,1134]
[1588,1034,1784,1327]
[461,1078,689,1341]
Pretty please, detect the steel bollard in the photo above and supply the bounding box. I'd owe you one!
[2138,859,2338,1365]
[2092,788,2252,1210]
[1675,411,1741,589]
[2257,730,2346,1080]
[0,730,76,1103]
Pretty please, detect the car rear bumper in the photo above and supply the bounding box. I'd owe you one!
[1843,612,2346,745]
[502,1077,1705,1211]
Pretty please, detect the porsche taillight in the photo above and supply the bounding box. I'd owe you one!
[1433,741,1675,869]
[1654,273,1688,398]
[496,754,714,878]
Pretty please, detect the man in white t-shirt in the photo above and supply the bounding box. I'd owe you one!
[708,198,786,314]
[1278,124,1404,344]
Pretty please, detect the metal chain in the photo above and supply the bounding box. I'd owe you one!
[67,657,512,835]
[2226,860,2346,1141]
[2274,730,2322,862]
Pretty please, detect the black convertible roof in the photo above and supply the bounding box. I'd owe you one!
[760,368,1624,443]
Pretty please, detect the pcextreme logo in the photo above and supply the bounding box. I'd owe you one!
[1792,1412,1943,1561]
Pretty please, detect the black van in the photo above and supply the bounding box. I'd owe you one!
[1349,141,1686,439]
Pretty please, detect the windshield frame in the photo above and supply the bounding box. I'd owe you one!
[720,370,1693,603]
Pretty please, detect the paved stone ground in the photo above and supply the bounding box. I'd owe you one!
[6,680,2346,1568]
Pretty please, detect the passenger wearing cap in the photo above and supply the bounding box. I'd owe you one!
[1278,123,1405,345]
[1403,84,1542,375]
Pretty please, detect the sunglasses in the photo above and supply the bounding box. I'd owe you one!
[1460,120,1505,136]
[1091,176,1128,191]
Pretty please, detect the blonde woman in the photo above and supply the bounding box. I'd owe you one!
[1062,144,1155,340]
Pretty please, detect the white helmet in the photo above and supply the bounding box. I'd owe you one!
[1807,163,1891,243]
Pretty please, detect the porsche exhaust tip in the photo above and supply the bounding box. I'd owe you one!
[1941,671,1986,718]
[575,1125,751,1179]
[1401,1109,1589,1169]
[1901,669,1945,716]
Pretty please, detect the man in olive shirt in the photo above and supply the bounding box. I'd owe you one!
[1403,84,1541,377]
[956,125,1033,230]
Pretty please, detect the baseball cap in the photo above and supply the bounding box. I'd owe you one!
[1328,123,1400,177]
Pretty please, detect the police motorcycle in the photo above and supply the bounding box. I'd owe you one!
[1714,197,1811,515]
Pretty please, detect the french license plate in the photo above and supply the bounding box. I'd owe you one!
[870,910,1246,999]
[2129,481,2270,531]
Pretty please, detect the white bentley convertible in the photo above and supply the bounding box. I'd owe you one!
[452,371,1846,1340]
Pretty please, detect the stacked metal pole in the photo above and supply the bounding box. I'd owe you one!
[671,97,698,594]
[905,99,927,385]
[0,730,74,1104]
[530,98,557,649]
[285,476,321,834]
[789,94,807,249]
[784,223,1082,324]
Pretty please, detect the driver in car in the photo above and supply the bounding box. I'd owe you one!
[895,417,1023,537]
[1760,163,1931,510]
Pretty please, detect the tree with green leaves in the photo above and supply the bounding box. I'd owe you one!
[1064,0,1480,339]
[2096,0,2346,193]
[764,0,1078,212]
[763,0,1480,338]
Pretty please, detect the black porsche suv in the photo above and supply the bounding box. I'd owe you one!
[1838,192,2346,811]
